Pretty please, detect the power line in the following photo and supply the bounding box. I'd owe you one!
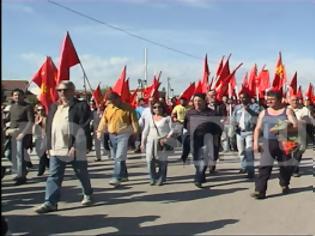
[48,0,202,60]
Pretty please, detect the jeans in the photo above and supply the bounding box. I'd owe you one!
[11,138,27,179]
[94,133,102,160]
[45,156,93,205]
[109,133,130,180]
[236,132,254,175]
[221,124,231,152]
[3,138,12,162]
[193,134,214,183]
[147,159,167,182]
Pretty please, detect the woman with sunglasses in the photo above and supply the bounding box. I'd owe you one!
[33,105,49,176]
[141,101,174,185]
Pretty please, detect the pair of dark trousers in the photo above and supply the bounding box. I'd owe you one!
[181,134,190,162]
[255,139,294,194]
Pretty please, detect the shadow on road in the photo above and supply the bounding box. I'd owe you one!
[5,213,239,236]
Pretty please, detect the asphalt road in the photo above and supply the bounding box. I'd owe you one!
[2,148,314,236]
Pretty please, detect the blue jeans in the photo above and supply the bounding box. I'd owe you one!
[11,138,27,178]
[147,160,167,182]
[236,132,254,175]
[45,156,93,205]
[109,133,130,180]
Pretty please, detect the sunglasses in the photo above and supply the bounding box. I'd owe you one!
[57,88,69,92]
[153,106,162,109]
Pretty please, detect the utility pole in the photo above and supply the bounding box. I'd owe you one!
[167,77,171,100]
[144,48,147,87]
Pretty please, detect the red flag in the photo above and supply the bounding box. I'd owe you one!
[129,89,139,108]
[194,80,203,94]
[213,54,231,89]
[305,83,314,101]
[296,86,303,99]
[143,75,160,101]
[56,32,80,84]
[242,72,249,89]
[257,67,270,99]
[201,54,210,93]
[248,64,258,97]
[31,56,58,113]
[121,78,131,103]
[112,65,127,96]
[216,56,225,78]
[180,82,195,100]
[230,73,236,91]
[216,63,243,100]
[239,73,249,97]
[272,52,286,91]
[288,72,297,96]
[208,76,214,90]
[151,76,161,99]
[92,83,103,107]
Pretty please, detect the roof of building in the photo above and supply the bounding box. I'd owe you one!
[2,80,29,91]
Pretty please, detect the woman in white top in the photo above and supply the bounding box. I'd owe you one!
[141,101,174,185]
[33,105,49,176]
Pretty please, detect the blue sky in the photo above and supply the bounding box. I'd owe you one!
[3,0,315,94]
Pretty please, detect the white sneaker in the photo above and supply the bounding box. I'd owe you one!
[81,195,93,206]
[109,179,121,187]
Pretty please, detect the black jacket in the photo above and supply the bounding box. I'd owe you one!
[46,98,92,152]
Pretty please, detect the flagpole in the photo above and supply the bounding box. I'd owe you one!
[144,48,148,87]
[79,62,93,100]
[256,87,259,104]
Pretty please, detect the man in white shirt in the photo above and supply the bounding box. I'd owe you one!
[288,96,315,177]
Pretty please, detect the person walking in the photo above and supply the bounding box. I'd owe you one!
[231,92,259,179]
[33,105,49,176]
[35,81,93,213]
[252,90,298,199]
[6,88,34,185]
[288,95,315,177]
[184,93,222,188]
[141,101,175,185]
[97,92,139,187]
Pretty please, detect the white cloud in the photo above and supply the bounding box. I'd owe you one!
[4,2,34,14]
[20,53,46,67]
[16,52,315,95]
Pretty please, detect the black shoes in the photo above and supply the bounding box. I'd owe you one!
[194,182,203,188]
[247,173,255,179]
[250,191,266,200]
[239,169,246,174]
[292,172,301,177]
[26,162,34,169]
[14,177,27,185]
[281,186,290,194]
[209,166,216,174]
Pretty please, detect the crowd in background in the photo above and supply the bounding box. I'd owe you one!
[1,81,315,213]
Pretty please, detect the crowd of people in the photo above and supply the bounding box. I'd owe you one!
[2,80,314,213]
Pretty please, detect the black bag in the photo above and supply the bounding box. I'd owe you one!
[152,116,174,151]
[157,138,173,151]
